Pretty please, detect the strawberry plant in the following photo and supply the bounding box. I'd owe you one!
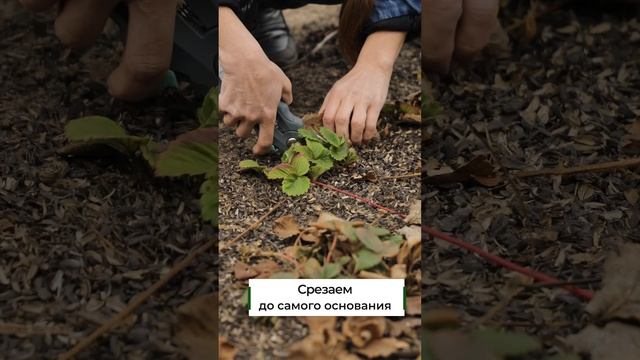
[63,88,218,225]
[239,126,358,196]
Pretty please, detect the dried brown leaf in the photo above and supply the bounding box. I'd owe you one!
[302,113,323,128]
[173,293,218,360]
[354,338,410,359]
[586,244,640,322]
[390,264,407,279]
[254,260,281,279]
[358,270,389,279]
[219,337,237,360]
[388,318,421,338]
[273,215,301,239]
[300,228,323,243]
[342,317,386,348]
[624,189,639,206]
[397,225,421,248]
[311,212,344,231]
[523,1,538,41]
[233,262,257,280]
[288,317,359,360]
[423,308,462,330]
[425,156,502,187]
[406,296,421,316]
[567,322,640,360]
[404,201,421,225]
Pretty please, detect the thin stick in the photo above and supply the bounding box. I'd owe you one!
[325,233,339,264]
[514,157,640,178]
[380,172,421,180]
[0,322,71,336]
[311,30,338,55]
[60,199,286,359]
[525,278,601,288]
[220,199,287,251]
[58,237,216,360]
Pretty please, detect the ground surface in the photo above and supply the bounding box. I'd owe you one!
[0,5,215,360]
[424,2,640,357]
[218,6,421,359]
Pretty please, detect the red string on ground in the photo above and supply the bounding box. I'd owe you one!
[312,180,595,301]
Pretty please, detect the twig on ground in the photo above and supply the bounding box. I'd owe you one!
[514,157,640,178]
[220,199,288,251]
[0,322,71,336]
[525,278,601,288]
[380,172,421,180]
[311,30,338,55]
[325,233,339,264]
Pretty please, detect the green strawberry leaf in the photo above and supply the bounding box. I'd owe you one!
[153,128,217,177]
[266,164,292,179]
[336,222,358,243]
[321,263,342,279]
[290,154,310,176]
[271,272,299,279]
[64,116,148,155]
[343,147,359,165]
[319,127,344,147]
[197,88,218,127]
[330,142,349,161]
[355,227,399,257]
[309,157,334,179]
[298,128,323,143]
[239,159,266,173]
[306,140,327,158]
[337,256,351,266]
[282,175,311,196]
[291,143,313,159]
[66,116,128,139]
[281,144,297,163]
[369,226,391,237]
[200,178,217,225]
[355,249,383,270]
[385,234,404,244]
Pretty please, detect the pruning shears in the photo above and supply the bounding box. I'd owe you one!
[112,0,302,155]
[273,102,304,155]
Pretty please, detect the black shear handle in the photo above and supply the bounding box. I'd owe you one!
[111,1,218,92]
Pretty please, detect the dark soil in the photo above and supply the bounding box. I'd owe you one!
[218,10,421,360]
[424,2,640,356]
[0,8,215,360]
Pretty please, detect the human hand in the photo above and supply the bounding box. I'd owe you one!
[219,6,293,156]
[321,31,405,145]
[422,0,500,74]
[219,58,293,155]
[19,0,178,101]
[320,61,390,145]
